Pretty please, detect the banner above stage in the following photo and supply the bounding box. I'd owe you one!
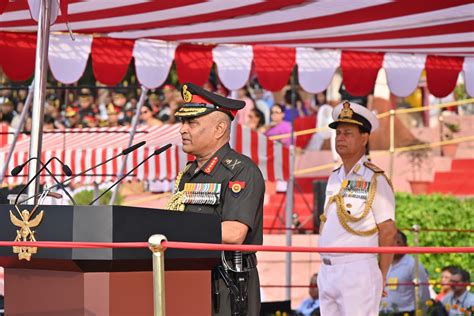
[0,32,471,98]
[0,1,472,97]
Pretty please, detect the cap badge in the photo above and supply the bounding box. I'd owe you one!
[340,101,353,119]
[182,84,193,103]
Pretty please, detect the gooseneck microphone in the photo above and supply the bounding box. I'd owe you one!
[13,157,75,205]
[121,141,146,155]
[10,157,38,177]
[14,141,147,205]
[89,143,172,205]
[51,141,147,190]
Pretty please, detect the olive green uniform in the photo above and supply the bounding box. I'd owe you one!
[177,143,264,315]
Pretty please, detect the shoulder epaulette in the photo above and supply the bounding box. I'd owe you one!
[222,156,245,173]
[364,161,384,173]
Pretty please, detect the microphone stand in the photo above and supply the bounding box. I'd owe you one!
[14,141,146,205]
[14,157,76,205]
[90,144,171,205]
[46,141,146,191]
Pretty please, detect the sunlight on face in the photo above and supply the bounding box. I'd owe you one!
[179,114,221,157]
[335,123,367,159]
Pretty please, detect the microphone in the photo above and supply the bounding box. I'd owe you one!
[14,141,147,205]
[89,143,172,205]
[49,141,147,190]
[13,157,76,205]
[11,157,38,176]
[122,141,146,155]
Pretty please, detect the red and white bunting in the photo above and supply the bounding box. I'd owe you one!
[0,1,471,96]
[0,31,470,97]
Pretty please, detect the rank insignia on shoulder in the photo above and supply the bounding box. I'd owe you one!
[224,158,241,170]
[229,181,246,194]
[364,161,384,173]
[204,156,219,174]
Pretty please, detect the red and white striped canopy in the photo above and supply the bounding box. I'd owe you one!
[0,124,289,184]
[0,1,473,97]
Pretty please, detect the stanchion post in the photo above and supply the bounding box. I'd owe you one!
[412,224,422,316]
[389,109,395,179]
[148,234,168,316]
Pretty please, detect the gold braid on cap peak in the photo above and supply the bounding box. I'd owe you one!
[182,84,192,103]
[340,101,353,119]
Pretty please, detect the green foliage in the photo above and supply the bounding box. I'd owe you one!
[395,193,474,292]
[443,122,460,140]
[72,189,124,206]
[454,83,468,101]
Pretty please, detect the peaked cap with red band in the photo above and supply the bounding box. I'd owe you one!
[175,82,245,120]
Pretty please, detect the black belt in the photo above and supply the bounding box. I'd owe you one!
[224,252,258,270]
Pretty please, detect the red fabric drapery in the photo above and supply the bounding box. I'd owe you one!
[91,37,134,85]
[175,44,214,86]
[341,51,384,96]
[0,32,36,81]
[426,55,464,98]
[253,46,296,92]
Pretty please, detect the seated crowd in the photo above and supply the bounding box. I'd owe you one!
[0,82,336,151]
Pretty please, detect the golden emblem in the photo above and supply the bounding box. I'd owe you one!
[9,205,43,261]
[340,101,353,119]
[231,183,242,193]
[182,84,193,103]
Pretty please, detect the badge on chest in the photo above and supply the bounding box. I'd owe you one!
[341,179,371,199]
[183,183,221,205]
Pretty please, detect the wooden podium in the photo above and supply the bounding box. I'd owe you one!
[0,205,221,316]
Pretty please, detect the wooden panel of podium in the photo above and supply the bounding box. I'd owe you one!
[0,205,221,315]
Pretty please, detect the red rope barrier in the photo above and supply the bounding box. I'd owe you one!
[0,241,147,248]
[264,227,474,233]
[163,242,474,254]
[1,241,472,254]
[400,227,474,233]
[261,282,474,288]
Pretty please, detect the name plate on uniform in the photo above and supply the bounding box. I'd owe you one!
[183,183,221,205]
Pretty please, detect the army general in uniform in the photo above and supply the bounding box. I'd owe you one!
[167,83,264,316]
[318,101,397,316]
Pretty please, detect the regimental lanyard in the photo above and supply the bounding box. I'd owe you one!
[341,179,370,199]
[183,183,221,205]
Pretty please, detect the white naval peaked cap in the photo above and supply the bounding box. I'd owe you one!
[329,101,379,133]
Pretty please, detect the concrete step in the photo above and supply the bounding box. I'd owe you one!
[451,159,474,171]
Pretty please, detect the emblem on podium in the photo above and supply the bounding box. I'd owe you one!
[9,205,44,261]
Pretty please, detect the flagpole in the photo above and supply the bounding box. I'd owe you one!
[284,68,297,301]
[27,0,52,204]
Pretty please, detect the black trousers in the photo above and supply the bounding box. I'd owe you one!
[213,268,260,316]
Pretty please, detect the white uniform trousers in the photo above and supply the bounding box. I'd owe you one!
[318,256,383,316]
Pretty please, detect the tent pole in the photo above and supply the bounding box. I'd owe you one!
[109,86,148,204]
[27,0,52,204]
[285,67,297,301]
[0,82,34,183]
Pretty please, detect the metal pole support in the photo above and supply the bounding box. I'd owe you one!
[412,224,422,316]
[148,234,168,316]
[389,109,395,180]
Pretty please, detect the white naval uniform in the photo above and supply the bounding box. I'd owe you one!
[318,156,395,316]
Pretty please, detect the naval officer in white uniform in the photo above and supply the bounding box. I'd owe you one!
[317,101,397,316]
